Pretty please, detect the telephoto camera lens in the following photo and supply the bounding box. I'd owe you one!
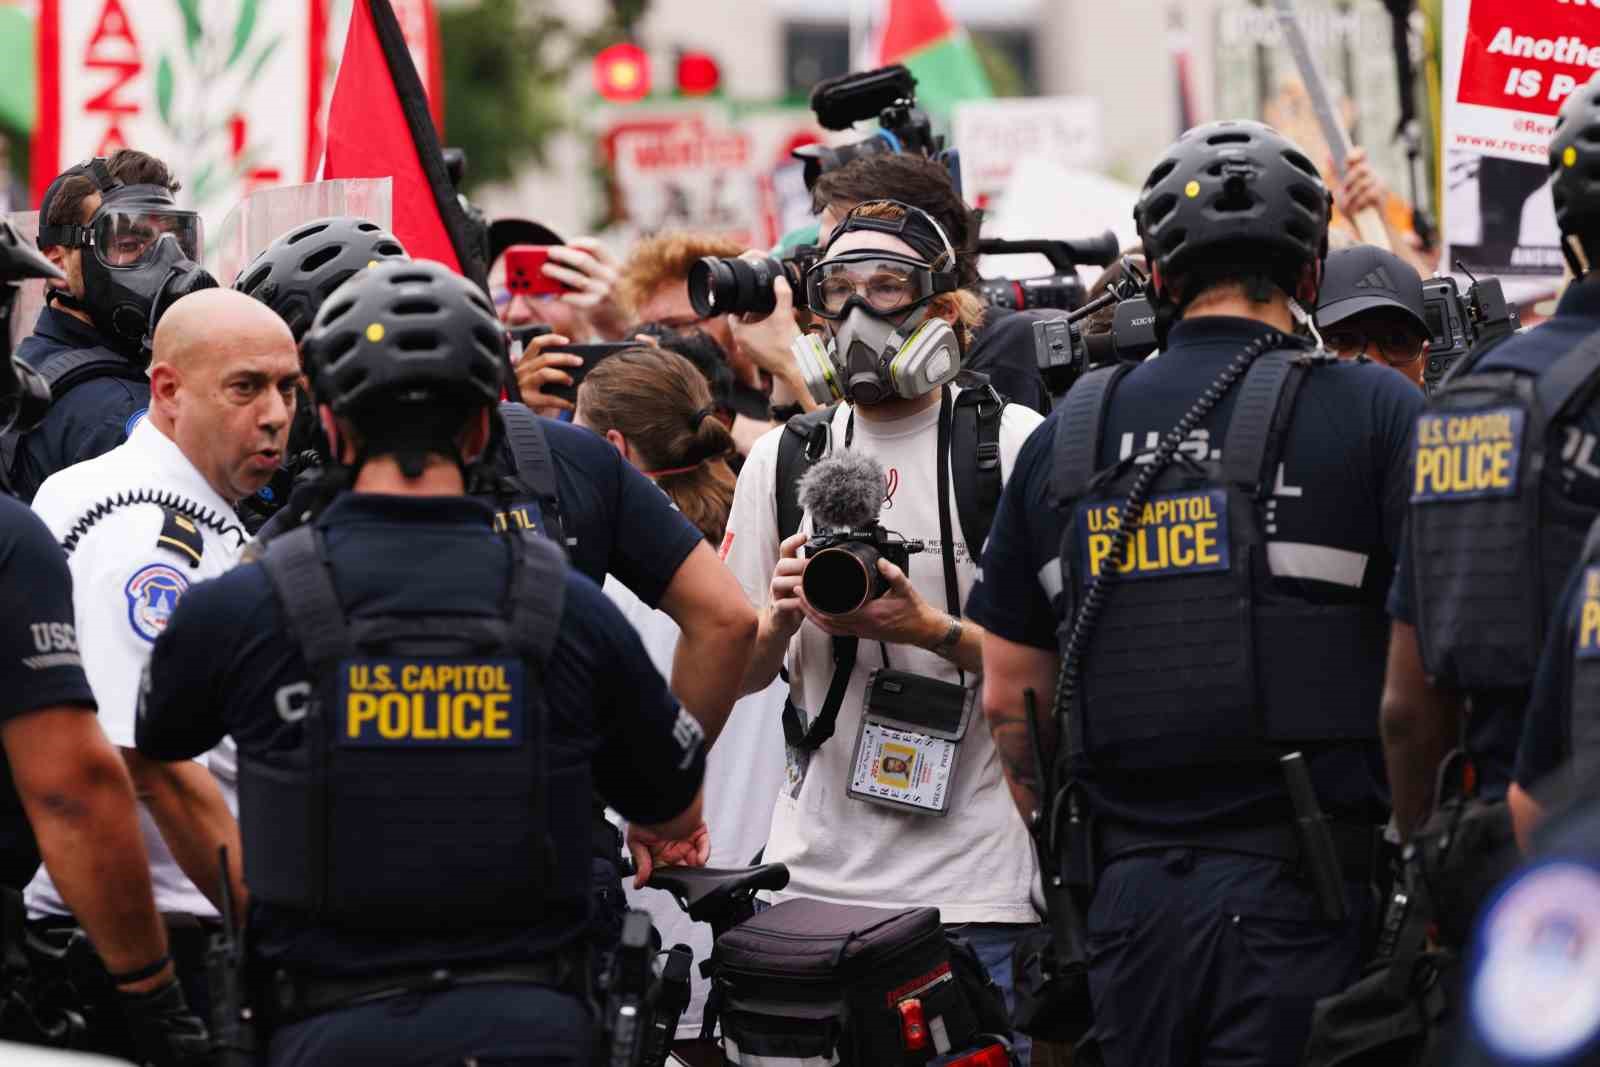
[687,256,784,318]
[803,541,888,616]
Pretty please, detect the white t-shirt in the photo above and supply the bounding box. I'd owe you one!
[26,419,245,920]
[722,391,1042,924]
[606,577,787,1038]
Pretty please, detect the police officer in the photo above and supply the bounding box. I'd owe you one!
[0,220,207,1063]
[8,151,216,501]
[1382,75,1600,844]
[134,260,708,1066]
[1454,786,1600,1066]
[235,217,755,917]
[970,120,1422,1066]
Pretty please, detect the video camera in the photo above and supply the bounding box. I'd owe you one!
[1421,264,1519,392]
[977,233,1121,313]
[1030,257,1154,396]
[793,65,960,193]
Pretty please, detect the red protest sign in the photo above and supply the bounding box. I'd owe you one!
[1457,0,1600,117]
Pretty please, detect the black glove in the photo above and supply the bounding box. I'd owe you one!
[119,977,211,1067]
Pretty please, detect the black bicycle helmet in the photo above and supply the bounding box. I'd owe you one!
[302,259,504,420]
[1551,74,1600,274]
[1136,120,1330,306]
[234,217,408,342]
[0,218,63,286]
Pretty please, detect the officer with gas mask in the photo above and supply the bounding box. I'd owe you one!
[0,218,209,1064]
[1383,76,1600,858]
[133,259,708,1066]
[723,198,1045,1044]
[7,151,216,501]
[970,121,1422,1067]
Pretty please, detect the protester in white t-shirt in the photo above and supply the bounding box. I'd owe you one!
[722,199,1043,1047]
[575,345,784,1043]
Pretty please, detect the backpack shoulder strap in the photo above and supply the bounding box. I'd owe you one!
[1050,364,1130,506]
[259,525,352,672]
[1221,349,1311,495]
[498,401,566,547]
[950,384,1007,554]
[1535,328,1600,421]
[775,404,839,541]
[24,347,144,396]
[1582,514,1600,569]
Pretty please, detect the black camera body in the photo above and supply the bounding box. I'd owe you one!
[687,245,819,319]
[977,234,1120,314]
[794,65,958,193]
[804,526,925,616]
[1421,272,1518,393]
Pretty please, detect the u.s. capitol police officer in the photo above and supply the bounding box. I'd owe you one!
[1454,787,1600,1066]
[970,120,1422,1066]
[1383,74,1600,845]
[235,216,754,927]
[135,259,708,1066]
[0,220,208,1063]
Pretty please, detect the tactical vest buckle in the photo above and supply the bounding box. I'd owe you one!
[975,442,1001,472]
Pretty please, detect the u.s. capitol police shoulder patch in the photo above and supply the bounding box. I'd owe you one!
[124,564,189,644]
[1469,860,1600,1062]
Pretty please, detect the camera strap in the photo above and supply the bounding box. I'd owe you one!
[781,388,965,752]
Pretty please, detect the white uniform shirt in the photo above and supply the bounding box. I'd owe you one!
[25,417,248,919]
[721,391,1043,924]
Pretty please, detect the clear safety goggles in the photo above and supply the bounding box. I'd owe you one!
[88,206,203,268]
[804,252,942,321]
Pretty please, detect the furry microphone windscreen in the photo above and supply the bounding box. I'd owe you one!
[797,449,885,532]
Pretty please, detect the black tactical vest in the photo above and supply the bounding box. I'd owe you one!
[243,523,565,930]
[1568,519,1600,783]
[1407,334,1600,690]
[1052,352,1385,771]
[477,402,567,546]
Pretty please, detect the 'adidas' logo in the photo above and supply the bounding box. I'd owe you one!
[1353,267,1394,291]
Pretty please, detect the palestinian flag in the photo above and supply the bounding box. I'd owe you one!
[875,0,991,116]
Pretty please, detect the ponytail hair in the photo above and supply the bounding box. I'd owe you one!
[577,346,737,543]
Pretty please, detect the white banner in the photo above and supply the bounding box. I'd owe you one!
[952,96,1103,209]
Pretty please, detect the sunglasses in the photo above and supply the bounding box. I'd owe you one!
[1323,326,1426,366]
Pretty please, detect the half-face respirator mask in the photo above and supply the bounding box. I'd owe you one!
[38,158,218,359]
[791,200,963,406]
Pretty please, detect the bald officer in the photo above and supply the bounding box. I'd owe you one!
[25,289,300,1020]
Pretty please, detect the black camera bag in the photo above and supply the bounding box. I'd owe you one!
[711,899,982,1065]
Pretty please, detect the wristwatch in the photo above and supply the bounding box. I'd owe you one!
[928,614,963,656]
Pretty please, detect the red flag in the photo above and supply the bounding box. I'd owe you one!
[321,0,482,283]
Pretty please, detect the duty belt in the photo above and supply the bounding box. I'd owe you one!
[1099,819,1379,883]
[266,953,579,1027]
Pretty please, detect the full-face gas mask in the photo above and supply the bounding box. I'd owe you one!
[791,200,963,406]
[38,158,218,359]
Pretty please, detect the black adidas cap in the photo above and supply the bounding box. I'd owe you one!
[1316,245,1427,337]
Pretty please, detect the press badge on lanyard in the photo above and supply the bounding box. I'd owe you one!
[1411,407,1525,502]
[338,658,525,747]
[848,668,975,817]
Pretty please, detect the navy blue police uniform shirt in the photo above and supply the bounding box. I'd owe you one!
[1515,560,1591,795]
[0,494,96,889]
[135,492,704,976]
[968,315,1422,829]
[1389,279,1600,794]
[9,307,150,503]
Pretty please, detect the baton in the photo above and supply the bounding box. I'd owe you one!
[1271,0,1393,251]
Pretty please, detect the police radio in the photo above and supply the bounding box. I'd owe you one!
[1421,263,1518,393]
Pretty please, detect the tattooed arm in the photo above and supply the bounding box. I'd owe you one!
[981,630,1062,823]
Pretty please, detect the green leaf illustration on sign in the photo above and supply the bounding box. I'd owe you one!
[228,0,259,70]
[156,55,175,127]
[175,0,202,58]
[247,37,282,86]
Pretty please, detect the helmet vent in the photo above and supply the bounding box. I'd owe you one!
[393,330,439,352]
[1145,160,1177,189]
[1215,175,1254,213]
[392,299,441,317]
[1206,130,1252,146]
[287,223,329,245]
[1282,150,1319,178]
[300,245,343,274]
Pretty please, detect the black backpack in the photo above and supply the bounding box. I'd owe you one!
[774,383,1007,552]
[494,401,567,549]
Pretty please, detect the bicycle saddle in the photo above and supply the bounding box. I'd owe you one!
[646,864,791,924]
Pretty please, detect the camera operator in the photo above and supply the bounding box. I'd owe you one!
[799,154,1051,412]
[7,151,216,501]
[618,232,781,452]
[724,198,1044,1050]
[1315,246,1429,388]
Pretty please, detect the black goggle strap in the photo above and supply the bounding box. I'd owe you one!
[821,198,959,274]
[37,158,122,249]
